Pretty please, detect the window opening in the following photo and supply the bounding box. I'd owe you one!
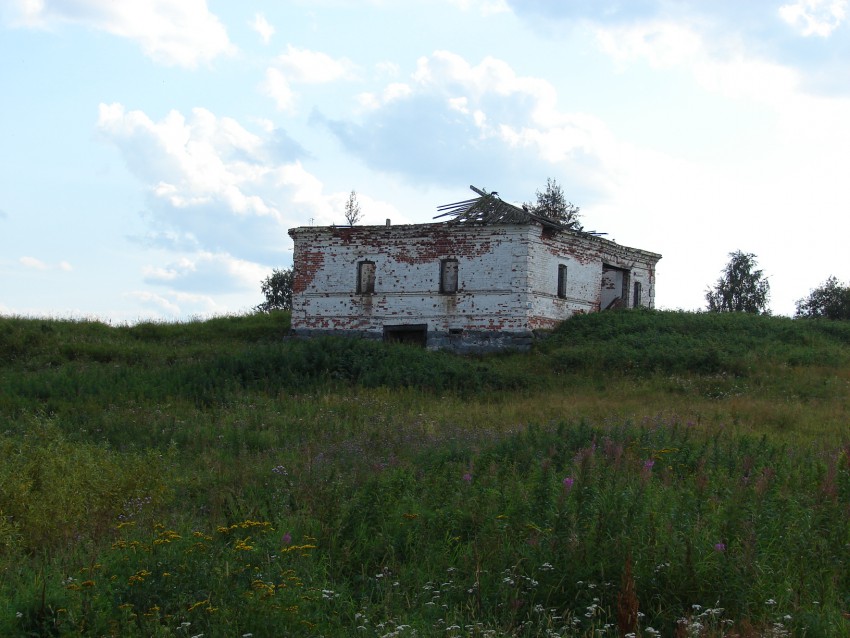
[557,264,568,298]
[383,324,427,347]
[357,260,375,294]
[633,282,643,308]
[440,258,458,294]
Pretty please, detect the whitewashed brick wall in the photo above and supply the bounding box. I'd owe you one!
[288,222,660,349]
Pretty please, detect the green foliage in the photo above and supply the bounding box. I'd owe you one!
[796,275,850,320]
[706,250,770,314]
[1,311,850,635]
[541,307,850,376]
[0,416,174,554]
[257,268,294,312]
[527,177,582,229]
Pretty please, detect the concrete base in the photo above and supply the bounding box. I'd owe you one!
[289,328,536,354]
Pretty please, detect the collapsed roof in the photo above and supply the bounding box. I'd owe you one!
[435,185,604,235]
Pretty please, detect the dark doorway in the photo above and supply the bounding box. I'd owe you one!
[601,264,631,310]
[383,324,428,347]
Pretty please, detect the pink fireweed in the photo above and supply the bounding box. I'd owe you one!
[562,477,575,492]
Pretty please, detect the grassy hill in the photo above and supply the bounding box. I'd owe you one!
[1,310,849,636]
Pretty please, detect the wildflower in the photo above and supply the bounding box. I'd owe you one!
[643,459,655,470]
[562,476,575,492]
[281,532,292,545]
[462,472,472,483]
[234,538,254,551]
[714,542,726,552]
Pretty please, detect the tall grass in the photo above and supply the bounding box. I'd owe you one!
[1,310,849,636]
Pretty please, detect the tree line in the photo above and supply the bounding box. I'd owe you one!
[706,250,850,320]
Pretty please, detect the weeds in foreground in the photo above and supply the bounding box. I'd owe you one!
[1,311,849,636]
[2,412,848,636]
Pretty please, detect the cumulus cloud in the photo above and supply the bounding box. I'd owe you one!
[375,61,401,79]
[96,102,356,292]
[275,45,356,83]
[262,68,297,112]
[127,291,182,316]
[126,290,225,318]
[502,1,850,313]
[320,50,613,196]
[779,0,847,36]
[8,0,234,68]
[446,0,511,16]
[251,12,275,44]
[143,251,268,293]
[19,256,48,270]
[594,20,802,104]
[508,0,850,95]
[262,45,357,112]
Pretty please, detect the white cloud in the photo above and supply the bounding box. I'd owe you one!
[376,61,401,78]
[96,102,371,283]
[507,1,850,96]
[143,251,268,293]
[251,12,275,44]
[262,45,357,112]
[127,290,182,316]
[19,256,72,271]
[126,290,227,318]
[274,45,356,84]
[779,0,847,37]
[575,18,850,314]
[324,50,615,192]
[355,82,413,111]
[19,256,48,270]
[446,0,510,16]
[595,21,800,104]
[595,21,702,71]
[9,0,234,68]
[262,68,296,112]
[97,102,279,220]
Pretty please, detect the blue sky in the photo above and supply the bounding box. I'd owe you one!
[1,0,849,322]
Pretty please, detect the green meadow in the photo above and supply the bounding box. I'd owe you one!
[1,309,849,637]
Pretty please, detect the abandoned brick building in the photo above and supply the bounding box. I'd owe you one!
[288,188,661,352]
